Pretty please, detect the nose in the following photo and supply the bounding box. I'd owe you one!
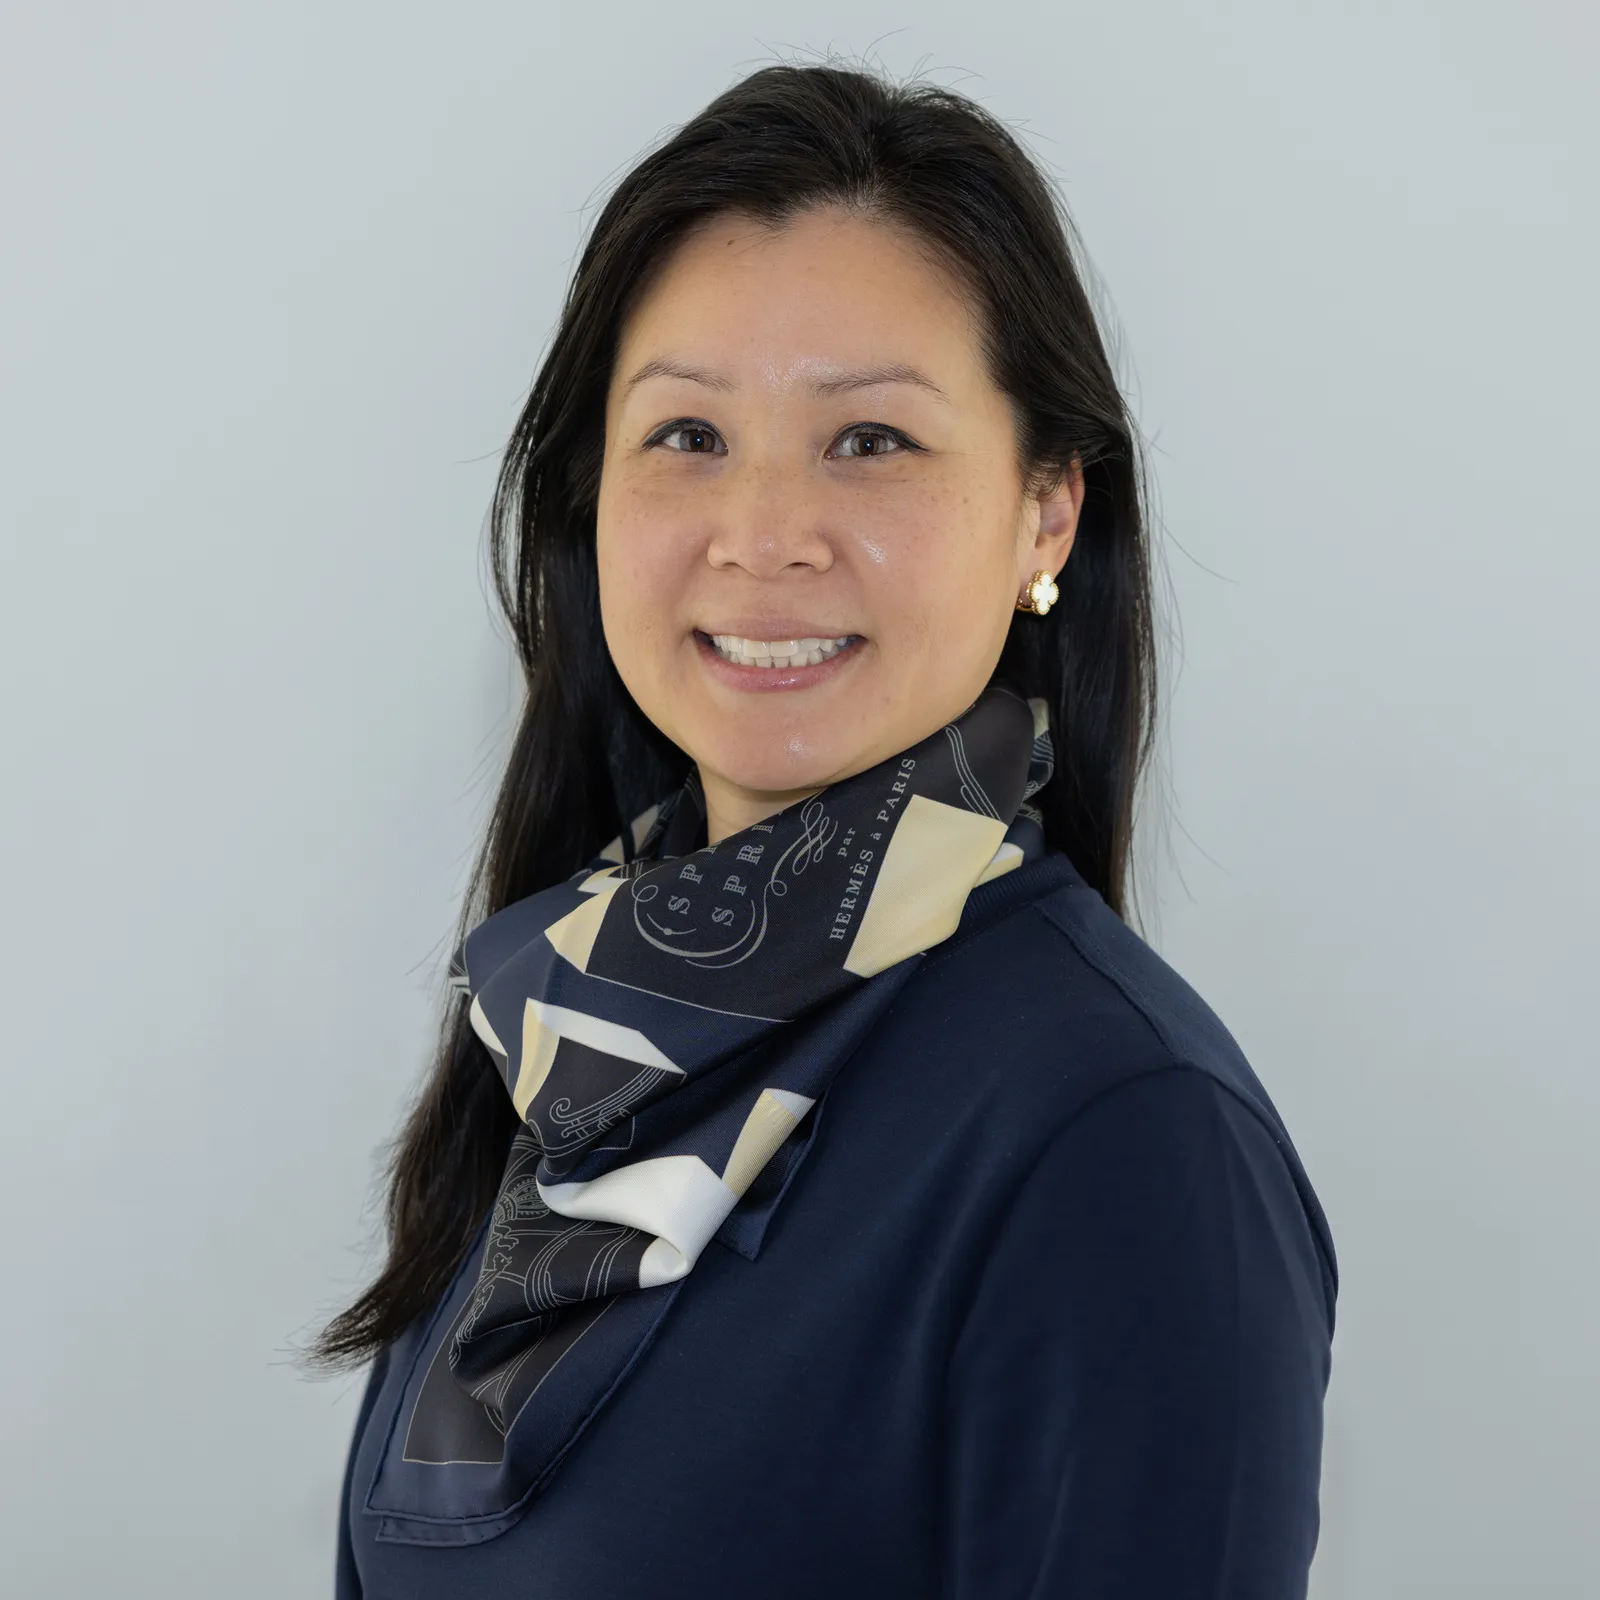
[702,454,836,579]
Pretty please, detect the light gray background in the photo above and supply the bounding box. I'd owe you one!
[2,3,1594,1595]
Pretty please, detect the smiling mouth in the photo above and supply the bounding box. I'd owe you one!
[696,631,864,669]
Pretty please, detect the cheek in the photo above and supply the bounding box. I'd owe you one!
[596,480,688,640]
[859,470,1015,639]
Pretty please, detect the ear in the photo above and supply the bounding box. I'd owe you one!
[1018,457,1085,594]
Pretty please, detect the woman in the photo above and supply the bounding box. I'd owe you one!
[322,62,1336,1598]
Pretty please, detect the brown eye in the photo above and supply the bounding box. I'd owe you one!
[656,422,725,454]
[830,425,912,459]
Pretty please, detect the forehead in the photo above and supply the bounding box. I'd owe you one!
[612,207,987,386]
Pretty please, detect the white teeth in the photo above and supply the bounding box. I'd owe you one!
[708,633,857,668]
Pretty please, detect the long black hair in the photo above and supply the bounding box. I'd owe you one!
[311,60,1157,1369]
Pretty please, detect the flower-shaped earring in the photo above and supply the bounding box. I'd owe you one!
[1015,569,1059,616]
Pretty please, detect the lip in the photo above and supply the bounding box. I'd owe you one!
[692,627,866,693]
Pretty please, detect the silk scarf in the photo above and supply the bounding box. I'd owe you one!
[364,678,1054,1545]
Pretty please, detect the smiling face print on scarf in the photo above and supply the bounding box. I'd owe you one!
[359,680,1053,1546]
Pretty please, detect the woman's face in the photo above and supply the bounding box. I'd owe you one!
[596,206,1082,843]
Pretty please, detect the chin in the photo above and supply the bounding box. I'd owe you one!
[695,726,866,800]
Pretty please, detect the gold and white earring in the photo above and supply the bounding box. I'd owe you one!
[1015,569,1059,616]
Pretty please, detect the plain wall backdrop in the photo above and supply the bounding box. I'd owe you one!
[2,2,1594,1594]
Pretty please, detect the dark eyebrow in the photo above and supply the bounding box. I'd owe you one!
[621,358,950,404]
[622,358,735,396]
[808,362,950,403]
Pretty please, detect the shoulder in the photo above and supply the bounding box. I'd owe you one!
[929,853,1273,1119]
[911,852,1272,1121]
[889,852,1338,1308]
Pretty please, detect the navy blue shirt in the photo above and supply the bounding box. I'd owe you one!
[339,849,1336,1597]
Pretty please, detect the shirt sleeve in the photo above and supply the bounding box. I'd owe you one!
[334,1347,390,1600]
[941,1064,1335,1600]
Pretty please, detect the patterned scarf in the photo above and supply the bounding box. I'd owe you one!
[367,679,1053,1544]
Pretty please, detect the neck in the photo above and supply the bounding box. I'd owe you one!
[697,767,826,847]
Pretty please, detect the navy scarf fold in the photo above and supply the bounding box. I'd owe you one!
[362,678,1054,1545]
